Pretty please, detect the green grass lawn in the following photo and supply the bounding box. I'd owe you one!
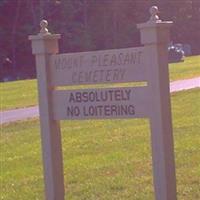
[0,55,200,111]
[169,55,200,81]
[0,79,37,111]
[1,89,200,200]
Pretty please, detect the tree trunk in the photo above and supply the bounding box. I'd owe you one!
[11,0,21,73]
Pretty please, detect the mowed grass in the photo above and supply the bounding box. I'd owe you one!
[1,89,200,200]
[0,55,200,111]
[169,55,200,81]
[0,79,37,110]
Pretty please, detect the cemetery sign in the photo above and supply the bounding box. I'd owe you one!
[29,6,177,200]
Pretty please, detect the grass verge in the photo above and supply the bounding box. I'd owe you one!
[169,55,200,81]
[1,89,200,200]
[0,79,37,111]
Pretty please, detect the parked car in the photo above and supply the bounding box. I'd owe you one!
[168,44,184,63]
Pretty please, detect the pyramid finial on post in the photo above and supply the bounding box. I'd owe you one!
[149,6,161,22]
[39,20,50,35]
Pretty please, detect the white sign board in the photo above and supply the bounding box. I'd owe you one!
[50,47,147,86]
[52,86,151,120]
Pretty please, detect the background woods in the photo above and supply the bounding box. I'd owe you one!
[0,0,200,80]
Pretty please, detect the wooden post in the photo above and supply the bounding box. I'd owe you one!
[137,6,177,200]
[29,20,65,200]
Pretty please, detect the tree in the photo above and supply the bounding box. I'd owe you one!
[0,0,199,81]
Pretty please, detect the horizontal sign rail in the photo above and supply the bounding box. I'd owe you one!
[52,86,151,120]
[50,47,147,86]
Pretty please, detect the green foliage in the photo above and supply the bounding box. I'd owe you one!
[1,89,200,199]
[0,0,199,78]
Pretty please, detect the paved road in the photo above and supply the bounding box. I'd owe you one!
[1,77,200,124]
[170,77,200,92]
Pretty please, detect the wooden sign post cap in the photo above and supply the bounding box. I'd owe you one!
[39,19,50,36]
[137,6,173,45]
[149,6,161,22]
[29,20,61,55]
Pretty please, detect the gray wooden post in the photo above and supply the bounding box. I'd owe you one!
[137,6,177,200]
[29,20,65,200]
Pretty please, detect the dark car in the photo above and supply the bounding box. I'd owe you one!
[168,44,184,63]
